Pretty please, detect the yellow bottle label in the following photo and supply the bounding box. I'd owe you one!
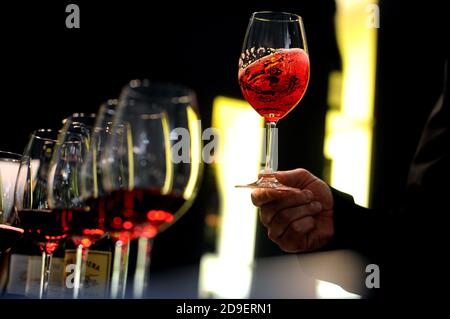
[64,249,112,298]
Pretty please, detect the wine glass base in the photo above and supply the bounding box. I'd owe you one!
[235,174,298,191]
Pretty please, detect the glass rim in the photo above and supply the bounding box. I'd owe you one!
[62,112,97,125]
[0,150,22,162]
[124,79,196,101]
[251,11,303,23]
[31,128,58,143]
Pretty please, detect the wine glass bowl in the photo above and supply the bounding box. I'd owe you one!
[13,129,60,298]
[48,113,104,298]
[237,11,310,189]
[118,81,203,232]
[0,151,23,253]
[239,47,310,122]
[101,109,173,240]
[101,80,203,298]
[15,130,63,253]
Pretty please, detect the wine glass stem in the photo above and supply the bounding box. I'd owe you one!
[110,239,130,299]
[73,244,88,299]
[133,237,153,298]
[263,121,277,174]
[39,251,52,299]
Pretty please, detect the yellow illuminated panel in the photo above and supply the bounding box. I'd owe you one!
[198,96,264,298]
[324,0,378,206]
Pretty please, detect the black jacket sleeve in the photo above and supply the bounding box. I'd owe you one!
[325,187,390,260]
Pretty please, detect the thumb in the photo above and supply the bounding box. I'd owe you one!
[274,168,316,189]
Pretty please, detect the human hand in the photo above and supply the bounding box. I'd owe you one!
[251,169,334,253]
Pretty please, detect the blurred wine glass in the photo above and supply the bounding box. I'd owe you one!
[80,100,132,299]
[47,114,96,299]
[0,151,23,254]
[105,80,203,298]
[14,130,59,299]
[101,95,172,298]
[0,151,23,296]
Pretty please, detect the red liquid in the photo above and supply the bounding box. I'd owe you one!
[57,206,106,248]
[100,189,186,241]
[0,224,24,252]
[239,48,310,122]
[17,209,67,254]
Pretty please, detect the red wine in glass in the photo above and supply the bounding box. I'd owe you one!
[99,188,186,241]
[17,209,67,254]
[239,48,310,122]
[57,207,106,248]
[236,12,310,189]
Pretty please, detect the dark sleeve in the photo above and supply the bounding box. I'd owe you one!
[323,187,390,259]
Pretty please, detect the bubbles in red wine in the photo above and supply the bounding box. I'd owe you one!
[239,48,310,122]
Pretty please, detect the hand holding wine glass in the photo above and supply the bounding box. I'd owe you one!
[237,11,310,190]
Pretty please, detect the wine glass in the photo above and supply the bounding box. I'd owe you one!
[101,102,172,298]
[47,114,97,299]
[115,80,203,298]
[237,11,310,189]
[80,100,131,299]
[14,130,60,299]
[0,151,23,254]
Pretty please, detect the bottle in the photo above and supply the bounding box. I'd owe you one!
[63,235,114,299]
[3,233,38,298]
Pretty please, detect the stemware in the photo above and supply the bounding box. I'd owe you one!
[80,100,131,299]
[105,80,203,298]
[47,114,97,298]
[14,130,60,299]
[237,11,310,189]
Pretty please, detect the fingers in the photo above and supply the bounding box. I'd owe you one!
[251,188,311,207]
[276,217,315,253]
[267,201,322,239]
[251,189,278,207]
[275,168,316,189]
[259,190,314,224]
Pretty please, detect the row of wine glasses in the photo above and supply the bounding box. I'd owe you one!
[1,80,202,299]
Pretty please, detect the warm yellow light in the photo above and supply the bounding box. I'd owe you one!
[126,124,135,190]
[182,106,201,199]
[160,112,173,195]
[316,280,361,299]
[198,96,263,298]
[325,0,378,206]
[199,253,255,299]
